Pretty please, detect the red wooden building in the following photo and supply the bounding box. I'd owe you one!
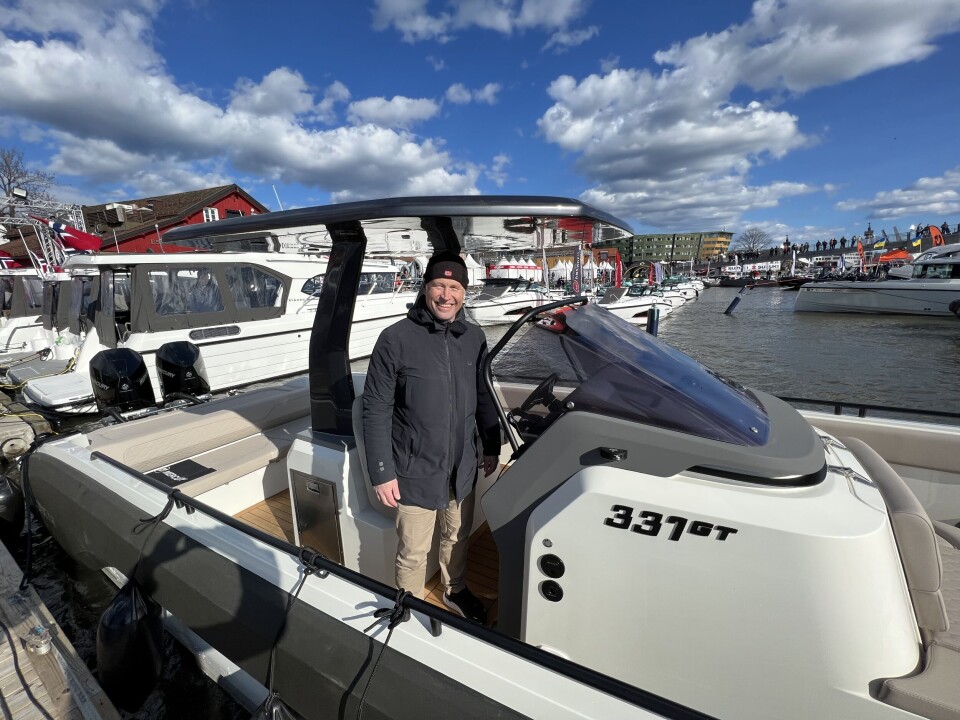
[83,184,269,253]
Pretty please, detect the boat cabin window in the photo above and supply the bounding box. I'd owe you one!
[0,277,13,315]
[912,262,960,280]
[490,302,770,446]
[358,272,398,295]
[23,277,43,312]
[301,274,323,296]
[225,264,285,309]
[150,267,225,315]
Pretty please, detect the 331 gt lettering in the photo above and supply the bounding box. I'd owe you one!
[603,505,738,542]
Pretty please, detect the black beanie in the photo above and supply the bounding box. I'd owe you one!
[423,250,468,289]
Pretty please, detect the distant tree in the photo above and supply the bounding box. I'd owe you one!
[732,227,771,255]
[0,147,55,216]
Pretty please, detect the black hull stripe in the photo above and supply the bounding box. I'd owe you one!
[81,450,713,720]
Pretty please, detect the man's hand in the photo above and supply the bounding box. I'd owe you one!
[482,455,500,477]
[374,479,401,508]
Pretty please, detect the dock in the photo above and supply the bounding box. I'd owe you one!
[0,539,118,719]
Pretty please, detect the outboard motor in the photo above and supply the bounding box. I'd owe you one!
[89,349,157,414]
[155,341,210,402]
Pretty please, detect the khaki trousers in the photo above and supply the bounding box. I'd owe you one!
[395,491,475,598]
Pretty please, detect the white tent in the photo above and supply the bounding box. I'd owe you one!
[583,256,597,278]
[463,253,485,285]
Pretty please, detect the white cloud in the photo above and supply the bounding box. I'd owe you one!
[372,0,590,42]
[346,96,439,128]
[229,68,318,118]
[486,153,510,187]
[543,25,598,53]
[538,0,960,228]
[426,55,446,70]
[836,166,960,220]
[0,1,476,200]
[445,83,473,104]
[445,82,501,105]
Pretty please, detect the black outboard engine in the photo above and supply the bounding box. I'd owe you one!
[155,341,210,402]
[89,349,157,414]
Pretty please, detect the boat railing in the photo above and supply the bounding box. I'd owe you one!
[781,396,960,425]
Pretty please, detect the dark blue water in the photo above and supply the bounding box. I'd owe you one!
[4,286,959,718]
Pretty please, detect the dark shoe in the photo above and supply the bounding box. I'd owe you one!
[443,587,487,624]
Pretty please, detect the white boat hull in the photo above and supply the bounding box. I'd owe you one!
[794,281,960,315]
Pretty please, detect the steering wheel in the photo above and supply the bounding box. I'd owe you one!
[519,373,559,414]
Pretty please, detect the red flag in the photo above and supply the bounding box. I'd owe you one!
[857,240,866,270]
[30,215,101,252]
[614,250,623,288]
[648,263,654,285]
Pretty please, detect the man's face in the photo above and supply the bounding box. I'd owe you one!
[424,278,465,322]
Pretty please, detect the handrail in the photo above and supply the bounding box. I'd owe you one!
[482,296,591,452]
[781,396,960,422]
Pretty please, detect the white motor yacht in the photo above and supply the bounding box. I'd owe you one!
[464,277,554,325]
[597,285,674,323]
[20,196,960,720]
[15,251,418,413]
[794,253,960,315]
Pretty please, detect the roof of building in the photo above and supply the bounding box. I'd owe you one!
[83,183,269,246]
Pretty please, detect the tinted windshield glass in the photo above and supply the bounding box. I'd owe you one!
[491,302,770,446]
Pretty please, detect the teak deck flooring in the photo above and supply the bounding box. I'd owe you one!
[235,491,500,617]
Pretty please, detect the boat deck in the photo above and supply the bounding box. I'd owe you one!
[235,492,499,616]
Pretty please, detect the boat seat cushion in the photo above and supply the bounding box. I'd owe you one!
[881,533,960,720]
[88,379,310,473]
[171,431,295,497]
[842,436,948,633]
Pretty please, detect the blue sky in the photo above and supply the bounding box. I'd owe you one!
[2,0,960,243]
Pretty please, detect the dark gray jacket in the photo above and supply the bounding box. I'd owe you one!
[362,299,502,509]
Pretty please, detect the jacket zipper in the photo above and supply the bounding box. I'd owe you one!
[443,325,455,496]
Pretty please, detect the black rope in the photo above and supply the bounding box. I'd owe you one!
[128,495,177,584]
[253,551,325,718]
[356,588,412,720]
[0,616,54,720]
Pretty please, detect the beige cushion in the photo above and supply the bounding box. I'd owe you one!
[842,437,948,633]
[90,381,309,472]
[882,643,960,720]
[174,434,294,497]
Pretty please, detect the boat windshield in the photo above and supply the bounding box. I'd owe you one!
[490,302,770,446]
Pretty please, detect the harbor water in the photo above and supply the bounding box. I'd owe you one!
[3,285,959,717]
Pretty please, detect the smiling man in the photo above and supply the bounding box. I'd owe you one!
[361,250,502,622]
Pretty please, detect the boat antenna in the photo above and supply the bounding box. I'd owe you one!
[272,185,285,211]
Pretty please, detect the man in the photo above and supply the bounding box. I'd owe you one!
[362,250,501,622]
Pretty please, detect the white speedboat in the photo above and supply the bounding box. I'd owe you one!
[597,285,674,323]
[22,196,960,720]
[464,278,553,325]
[794,253,960,315]
[886,242,960,279]
[15,251,418,413]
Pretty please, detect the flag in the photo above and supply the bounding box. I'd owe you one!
[912,238,922,247]
[837,254,846,271]
[654,262,664,285]
[648,263,654,285]
[930,225,945,247]
[571,247,583,294]
[0,250,22,269]
[30,215,101,252]
[790,250,796,277]
[874,240,886,249]
[614,250,623,288]
[857,240,866,269]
